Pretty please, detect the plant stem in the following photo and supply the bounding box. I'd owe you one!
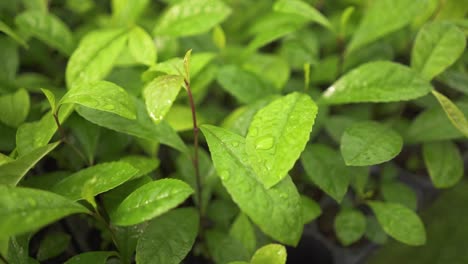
[0,253,10,264]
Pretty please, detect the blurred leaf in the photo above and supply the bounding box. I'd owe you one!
[36,232,70,261]
[0,21,28,48]
[365,216,388,244]
[143,75,184,124]
[229,213,256,256]
[206,230,250,264]
[243,54,290,90]
[128,26,156,66]
[334,209,366,246]
[381,181,417,210]
[301,195,321,224]
[423,141,464,188]
[273,0,332,30]
[64,252,116,264]
[0,89,29,127]
[111,0,149,26]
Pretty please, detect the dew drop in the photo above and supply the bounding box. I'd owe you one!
[255,136,274,150]
[220,170,230,181]
[231,141,239,147]
[279,193,289,199]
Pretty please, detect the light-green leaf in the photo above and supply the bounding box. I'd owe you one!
[273,0,332,30]
[40,88,57,114]
[153,0,231,37]
[229,213,256,256]
[120,155,160,179]
[60,80,136,119]
[143,75,184,124]
[334,209,366,246]
[64,252,116,264]
[341,121,403,166]
[15,10,75,55]
[0,88,30,127]
[347,0,427,53]
[128,26,156,66]
[201,125,303,246]
[368,201,426,246]
[300,144,350,202]
[0,142,60,186]
[422,141,464,188]
[322,61,433,104]
[246,92,317,188]
[111,0,150,26]
[66,28,128,88]
[136,208,198,264]
[51,162,139,201]
[0,186,89,239]
[431,90,468,137]
[301,195,321,224]
[111,179,193,226]
[411,21,466,80]
[251,244,287,264]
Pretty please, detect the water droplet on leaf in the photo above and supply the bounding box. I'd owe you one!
[255,136,274,150]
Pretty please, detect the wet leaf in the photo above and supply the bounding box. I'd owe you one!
[143,75,184,124]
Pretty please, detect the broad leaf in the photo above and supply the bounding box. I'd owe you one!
[322,61,432,104]
[0,142,60,186]
[37,232,70,261]
[15,11,75,55]
[201,125,303,246]
[368,201,426,246]
[381,182,417,210]
[136,208,198,264]
[51,161,139,201]
[0,186,89,239]
[246,92,317,188]
[112,0,150,26]
[120,155,160,179]
[0,89,30,127]
[143,75,184,124]
[60,80,136,120]
[64,252,116,264]
[432,90,468,137]
[111,179,193,226]
[341,121,403,166]
[301,195,321,224]
[273,0,332,30]
[334,209,366,246]
[0,21,28,48]
[243,54,290,91]
[411,21,466,80]
[423,141,463,188]
[251,244,287,264]
[128,26,156,66]
[153,0,231,37]
[66,28,128,87]
[301,144,350,202]
[229,213,256,256]
[347,0,427,53]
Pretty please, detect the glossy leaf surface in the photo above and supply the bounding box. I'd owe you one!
[143,75,184,124]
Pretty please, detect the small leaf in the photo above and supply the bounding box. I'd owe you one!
[64,252,116,264]
[301,144,350,202]
[0,20,28,48]
[368,201,426,246]
[15,10,75,55]
[60,80,136,120]
[0,142,60,186]
[411,21,466,80]
[201,125,303,246]
[153,0,231,37]
[381,182,417,210]
[111,0,150,26]
[51,161,139,201]
[323,61,433,104]
[40,88,56,114]
[68,114,101,165]
[301,195,321,224]
[128,26,156,66]
[229,213,256,256]
[183,49,192,82]
[273,0,332,30]
[334,209,366,246]
[66,28,128,87]
[0,186,89,239]
[423,141,464,188]
[251,244,287,264]
[431,90,468,137]
[341,121,403,166]
[0,89,30,128]
[212,25,226,49]
[246,92,317,188]
[136,208,198,264]
[37,232,70,261]
[143,75,184,124]
[206,230,250,264]
[111,179,193,226]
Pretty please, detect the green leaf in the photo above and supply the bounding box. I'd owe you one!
[334,209,366,246]
[201,125,303,246]
[251,244,287,264]
[347,0,427,53]
[322,61,433,104]
[431,90,468,137]
[246,92,317,188]
[136,208,198,264]
[411,21,466,80]
[341,121,403,166]
[0,186,89,239]
[368,201,426,246]
[0,153,13,166]
[153,0,231,37]
[0,142,60,186]
[66,28,128,87]
[128,26,156,66]
[143,75,184,124]
[0,20,28,48]
[243,54,290,91]
[60,80,136,120]
[0,37,18,83]
[229,213,256,256]
[0,88,30,127]
[381,182,417,210]
[111,179,193,226]
[120,155,160,179]
[212,25,226,49]
[36,232,70,261]
[15,10,75,55]
[51,161,139,201]
[7,233,32,264]
[64,252,116,264]
[300,144,350,202]
[217,65,275,104]
[301,195,321,224]
[111,0,150,26]
[247,16,303,51]
[273,0,332,30]
[365,216,388,244]
[76,99,187,153]
[206,230,250,264]
[422,141,464,188]
[40,88,57,114]
[68,114,100,165]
